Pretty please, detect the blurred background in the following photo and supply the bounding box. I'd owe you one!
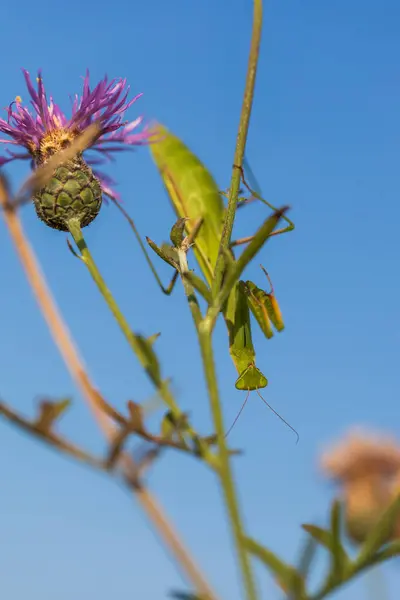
[0,0,399,598]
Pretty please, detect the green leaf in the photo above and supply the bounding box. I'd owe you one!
[244,536,305,596]
[330,501,348,578]
[302,523,349,568]
[355,495,400,567]
[147,332,161,346]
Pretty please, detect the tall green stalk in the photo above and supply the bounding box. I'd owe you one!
[178,248,258,600]
[213,0,264,297]
[199,324,259,600]
[201,1,264,596]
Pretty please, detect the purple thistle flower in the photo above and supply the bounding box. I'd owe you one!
[0,68,151,202]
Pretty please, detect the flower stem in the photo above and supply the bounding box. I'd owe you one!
[198,325,258,600]
[213,0,263,294]
[67,218,174,399]
[178,248,257,600]
[67,218,217,469]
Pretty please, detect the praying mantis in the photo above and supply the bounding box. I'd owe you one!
[114,124,297,437]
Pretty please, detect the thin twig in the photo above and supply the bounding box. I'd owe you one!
[0,398,105,470]
[105,417,213,468]
[0,178,218,600]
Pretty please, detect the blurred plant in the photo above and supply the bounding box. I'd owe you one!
[1,1,399,599]
[321,429,400,544]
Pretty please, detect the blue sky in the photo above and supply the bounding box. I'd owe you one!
[0,0,399,598]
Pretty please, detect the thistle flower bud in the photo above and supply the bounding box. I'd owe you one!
[0,69,152,229]
[33,156,102,231]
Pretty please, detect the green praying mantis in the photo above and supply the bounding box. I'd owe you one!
[113,124,297,439]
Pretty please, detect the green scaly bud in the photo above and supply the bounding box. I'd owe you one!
[33,154,102,232]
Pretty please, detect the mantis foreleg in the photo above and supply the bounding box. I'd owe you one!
[109,194,179,295]
[229,157,295,248]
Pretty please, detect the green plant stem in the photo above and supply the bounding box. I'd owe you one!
[67,217,172,397]
[213,0,263,295]
[198,325,258,600]
[177,248,257,600]
[308,563,370,600]
[67,218,216,468]
[67,220,154,376]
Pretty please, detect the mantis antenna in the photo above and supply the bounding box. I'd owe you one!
[225,389,299,444]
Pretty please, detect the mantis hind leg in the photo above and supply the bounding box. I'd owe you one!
[230,157,295,248]
[109,194,179,295]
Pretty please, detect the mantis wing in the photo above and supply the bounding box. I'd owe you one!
[149,124,225,286]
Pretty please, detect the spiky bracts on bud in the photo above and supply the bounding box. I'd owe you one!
[33,156,102,231]
[0,69,152,230]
